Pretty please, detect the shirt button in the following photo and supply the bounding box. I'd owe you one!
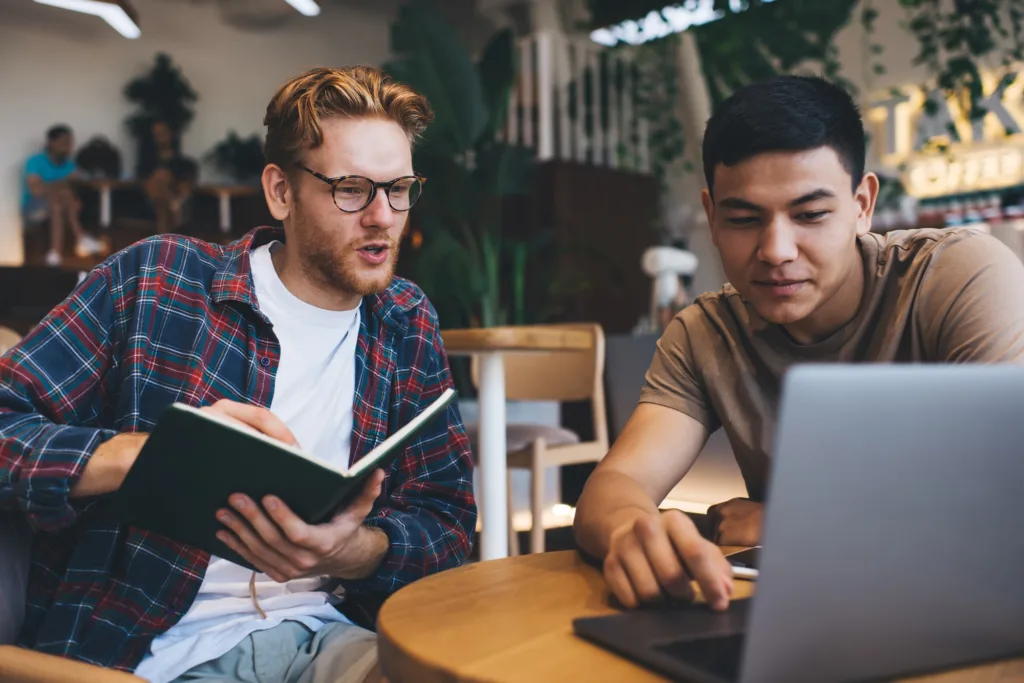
[259,357,271,368]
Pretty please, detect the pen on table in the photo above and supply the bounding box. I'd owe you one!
[731,566,758,580]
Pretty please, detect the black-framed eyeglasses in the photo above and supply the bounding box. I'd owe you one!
[297,165,426,213]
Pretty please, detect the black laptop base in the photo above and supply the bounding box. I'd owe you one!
[572,599,752,683]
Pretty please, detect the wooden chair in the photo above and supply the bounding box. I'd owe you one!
[0,327,144,682]
[467,323,608,555]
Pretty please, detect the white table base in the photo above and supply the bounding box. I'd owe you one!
[218,192,232,233]
[476,351,508,561]
[99,186,112,229]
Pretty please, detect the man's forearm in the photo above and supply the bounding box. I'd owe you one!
[574,470,662,560]
[331,526,389,580]
[68,432,147,499]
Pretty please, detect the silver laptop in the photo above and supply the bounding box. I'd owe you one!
[575,364,1024,682]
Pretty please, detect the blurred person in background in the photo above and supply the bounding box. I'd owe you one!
[21,124,104,266]
[137,118,199,234]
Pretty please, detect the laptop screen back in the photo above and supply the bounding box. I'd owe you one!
[738,365,1024,683]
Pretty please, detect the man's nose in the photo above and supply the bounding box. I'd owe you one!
[756,217,799,265]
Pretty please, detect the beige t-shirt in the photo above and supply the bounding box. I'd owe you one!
[640,228,1024,500]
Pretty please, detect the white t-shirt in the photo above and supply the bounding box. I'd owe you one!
[134,242,362,683]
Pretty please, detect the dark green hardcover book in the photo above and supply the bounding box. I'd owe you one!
[109,388,456,570]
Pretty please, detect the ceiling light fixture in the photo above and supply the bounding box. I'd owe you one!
[33,0,141,39]
[283,0,321,17]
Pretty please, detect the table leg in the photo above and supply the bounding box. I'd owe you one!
[477,352,508,561]
[218,192,231,233]
[99,187,111,229]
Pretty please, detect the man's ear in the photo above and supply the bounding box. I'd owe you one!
[262,164,292,222]
[855,172,880,237]
[701,188,717,247]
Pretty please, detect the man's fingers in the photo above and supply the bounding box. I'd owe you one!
[205,400,299,446]
[617,535,664,604]
[338,470,385,522]
[603,557,639,609]
[216,506,295,579]
[635,516,694,601]
[215,530,284,581]
[664,512,734,611]
[260,494,333,567]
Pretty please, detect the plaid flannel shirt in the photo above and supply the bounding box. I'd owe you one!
[0,227,477,672]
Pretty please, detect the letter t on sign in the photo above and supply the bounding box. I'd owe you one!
[870,92,911,157]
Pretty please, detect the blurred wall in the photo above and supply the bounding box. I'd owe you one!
[0,0,494,266]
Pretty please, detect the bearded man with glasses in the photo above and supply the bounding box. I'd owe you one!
[0,66,476,683]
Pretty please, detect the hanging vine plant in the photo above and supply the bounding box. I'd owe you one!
[632,34,688,186]
[593,0,862,190]
[898,0,1024,122]
[591,0,1024,130]
[689,0,861,108]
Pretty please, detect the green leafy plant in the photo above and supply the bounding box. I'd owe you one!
[898,0,1024,122]
[688,0,861,108]
[123,53,198,139]
[385,1,539,328]
[584,0,861,188]
[205,131,265,185]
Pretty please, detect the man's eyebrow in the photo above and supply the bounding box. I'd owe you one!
[718,188,837,211]
[718,197,763,211]
[788,188,836,207]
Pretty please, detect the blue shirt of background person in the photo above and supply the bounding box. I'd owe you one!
[22,136,77,210]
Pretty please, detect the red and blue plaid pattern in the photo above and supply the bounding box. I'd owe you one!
[0,227,476,671]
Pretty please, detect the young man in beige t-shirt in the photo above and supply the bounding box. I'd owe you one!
[573,75,1024,613]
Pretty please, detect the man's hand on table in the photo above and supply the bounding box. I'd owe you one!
[603,509,735,611]
[706,498,764,547]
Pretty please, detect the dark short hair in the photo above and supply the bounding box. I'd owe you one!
[702,75,866,197]
[46,124,73,142]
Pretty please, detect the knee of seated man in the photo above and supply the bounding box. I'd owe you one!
[312,622,381,683]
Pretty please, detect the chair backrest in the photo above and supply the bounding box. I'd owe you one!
[603,332,660,443]
[0,326,22,355]
[471,323,608,446]
[0,515,31,645]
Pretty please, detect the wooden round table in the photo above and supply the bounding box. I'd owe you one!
[377,550,1024,683]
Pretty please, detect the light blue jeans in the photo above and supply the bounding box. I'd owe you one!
[170,621,379,683]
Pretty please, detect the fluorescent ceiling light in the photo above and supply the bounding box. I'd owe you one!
[283,0,321,16]
[34,0,141,39]
[591,0,775,47]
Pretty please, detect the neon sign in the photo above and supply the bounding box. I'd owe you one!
[867,73,1024,197]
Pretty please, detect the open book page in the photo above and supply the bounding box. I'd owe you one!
[173,386,456,479]
[173,403,349,476]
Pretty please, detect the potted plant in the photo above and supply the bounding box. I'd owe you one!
[385,1,539,330]
[205,131,265,186]
[124,53,198,140]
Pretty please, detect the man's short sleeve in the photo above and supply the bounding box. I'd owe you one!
[918,231,1024,363]
[24,154,45,178]
[638,306,720,430]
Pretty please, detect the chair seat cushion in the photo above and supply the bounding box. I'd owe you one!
[465,422,580,456]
